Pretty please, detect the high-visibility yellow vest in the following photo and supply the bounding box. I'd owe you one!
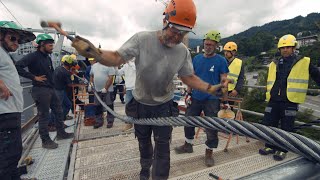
[266,57,310,103]
[227,58,242,91]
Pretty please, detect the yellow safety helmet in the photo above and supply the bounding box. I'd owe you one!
[278,34,297,48]
[61,55,76,66]
[223,42,237,51]
[70,54,77,60]
[88,58,95,61]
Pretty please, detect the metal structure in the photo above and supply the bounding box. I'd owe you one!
[91,89,320,163]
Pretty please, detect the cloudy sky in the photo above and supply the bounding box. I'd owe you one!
[1,0,319,49]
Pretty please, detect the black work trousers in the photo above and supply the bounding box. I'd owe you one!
[0,113,22,180]
[126,98,178,180]
[184,99,220,148]
[31,87,64,140]
[262,101,298,153]
[113,85,124,102]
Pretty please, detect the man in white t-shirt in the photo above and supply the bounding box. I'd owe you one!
[118,58,136,131]
[90,62,115,128]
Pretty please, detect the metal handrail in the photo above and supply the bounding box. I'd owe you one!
[244,85,320,93]
[234,108,320,131]
[23,103,35,112]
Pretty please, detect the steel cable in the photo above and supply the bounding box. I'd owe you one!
[73,74,320,163]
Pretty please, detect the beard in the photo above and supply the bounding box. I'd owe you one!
[161,32,181,48]
[204,48,214,56]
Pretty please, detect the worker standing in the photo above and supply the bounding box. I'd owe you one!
[71,0,231,178]
[174,30,229,167]
[0,20,36,180]
[223,41,245,98]
[259,34,320,161]
[15,34,74,149]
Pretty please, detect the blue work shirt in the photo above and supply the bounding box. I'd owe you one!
[85,65,92,81]
[192,54,229,100]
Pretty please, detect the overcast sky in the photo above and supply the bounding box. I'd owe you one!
[1,0,319,49]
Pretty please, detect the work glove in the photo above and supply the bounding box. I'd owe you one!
[185,93,192,107]
[71,36,102,61]
[88,84,92,92]
[206,84,223,95]
[221,77,234,88]
[222,102,231,110]
[101,88,107,93]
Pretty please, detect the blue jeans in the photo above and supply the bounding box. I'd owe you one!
[49,90,72,125]
[184,98,220,148]
[125,89,133,105]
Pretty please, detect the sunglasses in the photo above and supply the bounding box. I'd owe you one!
[8,35,21,43]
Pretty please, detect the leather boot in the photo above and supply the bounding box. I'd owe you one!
[174,141,193,154]
[56,130,74,140]
[205,149,214,167]
[42,138,58,149]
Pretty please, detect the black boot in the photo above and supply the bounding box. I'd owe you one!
[174,141,193,154]
[56,130,74,140]
[42,137,58,149]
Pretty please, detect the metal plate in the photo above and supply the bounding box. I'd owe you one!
[76,132,208,158]
[21,121,74,179]
[73,136,255,180]
[171,153,299,180]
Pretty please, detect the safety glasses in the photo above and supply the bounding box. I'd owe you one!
[168,24,188,36]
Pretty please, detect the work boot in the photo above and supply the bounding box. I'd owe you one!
[42,138,58,149]
[174,141,193,154]
[93,122,103,129]
[48,125,56,132]
[56,131,74,140]
[259,147,275,155]
[205,149,214,167]
[65,115,73,120]
[106,122,114,128]
[273,151,286,161]
[122,123,133,132]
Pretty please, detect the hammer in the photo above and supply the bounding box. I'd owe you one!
[40,20,74,41]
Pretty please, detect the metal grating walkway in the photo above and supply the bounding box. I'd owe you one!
[66,100,301,180]
[21,120,74,180]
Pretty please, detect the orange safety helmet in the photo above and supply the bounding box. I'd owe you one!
[164,0,197,30]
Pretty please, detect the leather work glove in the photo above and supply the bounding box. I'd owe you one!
[88,84,92,92]
[222,102,231,110]
[206,84,223,95]
[71,36,102,61]
[185,93,192,107]
[101,88,107,93]
[221,77,234,88]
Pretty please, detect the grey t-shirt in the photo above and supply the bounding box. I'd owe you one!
[90,62,115,92]
[0,47,23,114]
[117,31,193,105]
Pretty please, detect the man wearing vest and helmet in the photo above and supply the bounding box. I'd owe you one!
[259,34,320,161]
[223,42,245,97]
[0,20,36,180]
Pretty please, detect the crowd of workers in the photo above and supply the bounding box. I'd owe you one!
[1,0,320,179]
